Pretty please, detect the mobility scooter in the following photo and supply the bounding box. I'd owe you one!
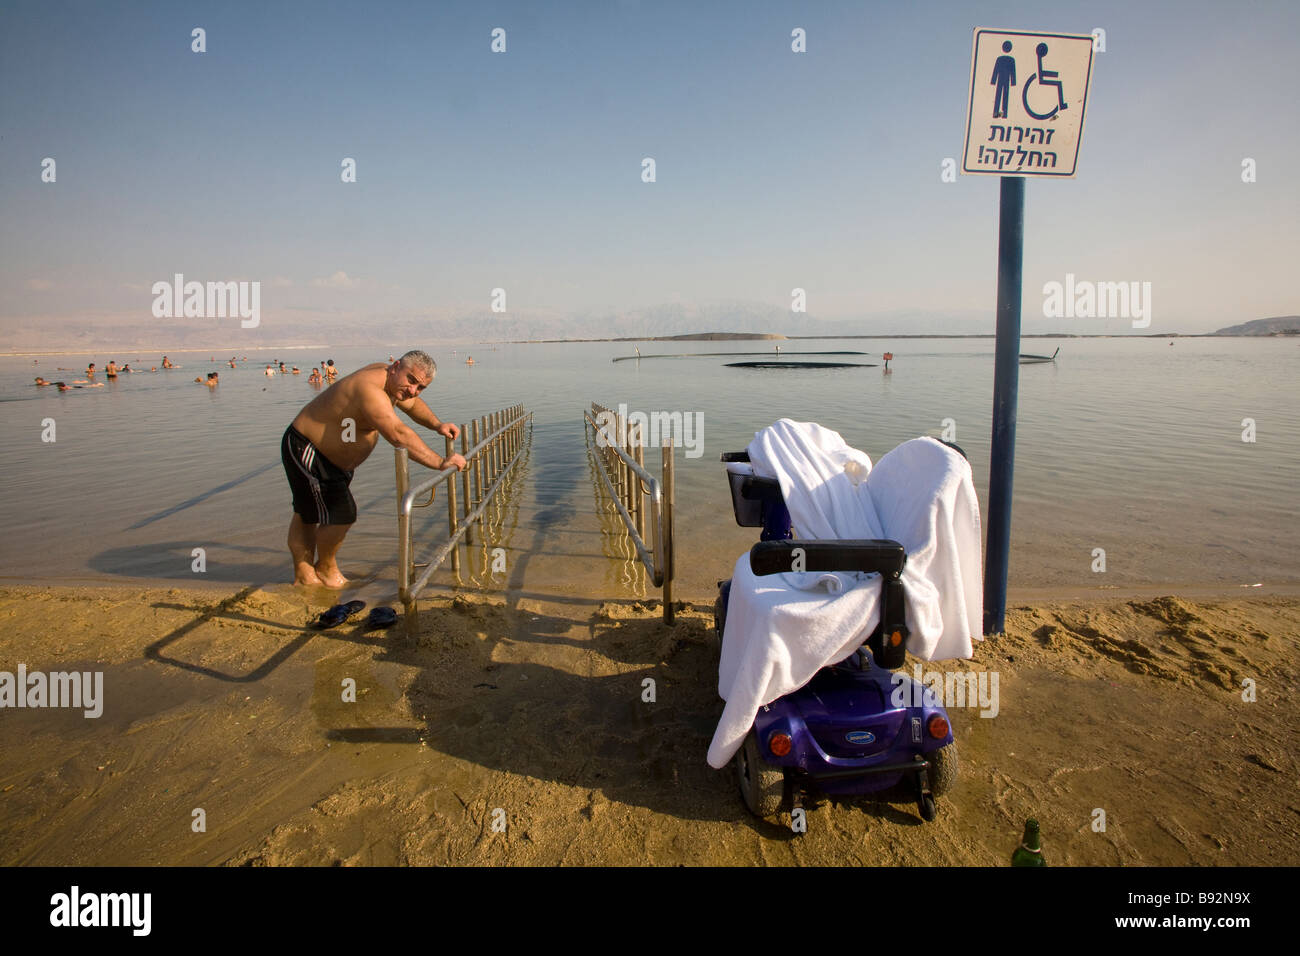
[715,449,959,822]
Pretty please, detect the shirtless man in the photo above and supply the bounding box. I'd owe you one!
[282,350,466,588]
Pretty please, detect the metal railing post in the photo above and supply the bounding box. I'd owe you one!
[662,436,675,625]
[395,447,418,631]
[446,435,460,577]
[460,428,472,545]
[619,410,629,518]
[472,418,483,511]
[632,424,645,542]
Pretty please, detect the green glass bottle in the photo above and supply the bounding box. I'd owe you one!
[1011,818,1046,866]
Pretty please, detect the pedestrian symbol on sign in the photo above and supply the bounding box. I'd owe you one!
[991,42,1015,118]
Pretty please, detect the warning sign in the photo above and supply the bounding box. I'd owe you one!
[962,28,1095,177]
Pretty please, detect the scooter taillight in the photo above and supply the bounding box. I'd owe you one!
[768,733,792,757]
[926,714,950,740]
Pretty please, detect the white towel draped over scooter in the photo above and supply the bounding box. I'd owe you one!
[708,420,983,770]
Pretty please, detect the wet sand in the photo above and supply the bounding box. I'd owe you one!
[0,583,1296,866]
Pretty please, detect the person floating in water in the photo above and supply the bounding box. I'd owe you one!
[105,361,119,379]
[308,368,322,385]
[281,350,466,588]
[991,41,1015,119]
[162,356,174,369]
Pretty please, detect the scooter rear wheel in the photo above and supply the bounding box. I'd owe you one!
[736,730,786,818]
[928,742,958,797]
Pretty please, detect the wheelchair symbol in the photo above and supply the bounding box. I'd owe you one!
[1022,42,1069,120]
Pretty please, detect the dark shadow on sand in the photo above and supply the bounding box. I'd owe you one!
[358,598,927,829]
[144,586,317,683]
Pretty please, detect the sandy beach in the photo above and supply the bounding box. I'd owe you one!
[1,581,1295,866]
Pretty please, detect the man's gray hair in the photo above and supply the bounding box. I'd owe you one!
[399,349,437,378]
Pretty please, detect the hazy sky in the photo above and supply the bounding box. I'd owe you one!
[2,0,1297,337]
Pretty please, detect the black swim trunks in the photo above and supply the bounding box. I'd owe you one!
[281,425,357,525]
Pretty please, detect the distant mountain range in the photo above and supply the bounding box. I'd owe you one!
[1212,316,1300,336]
[0,303,988,352]
[3,306,1296,352]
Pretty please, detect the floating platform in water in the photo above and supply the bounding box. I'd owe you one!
[725,361,878,369]
[613,350,867,363]
[1019,347,1060,364]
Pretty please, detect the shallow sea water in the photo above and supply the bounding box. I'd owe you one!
[1,336,1296,600]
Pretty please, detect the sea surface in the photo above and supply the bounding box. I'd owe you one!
[1,337,1297,602]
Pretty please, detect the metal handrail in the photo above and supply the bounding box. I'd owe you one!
[397,406,532,626]
[583,403,675,622]
[583,408,665,586]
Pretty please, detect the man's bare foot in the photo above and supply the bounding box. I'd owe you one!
[315,564,348,589]
[294,563,323,586]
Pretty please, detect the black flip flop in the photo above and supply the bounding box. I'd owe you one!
[364,607,398,630]
[314,600,366,629]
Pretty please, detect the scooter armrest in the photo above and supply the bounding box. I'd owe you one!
[749,539,906,577]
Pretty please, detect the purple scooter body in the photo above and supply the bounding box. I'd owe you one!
[750,647,954,796]
[717,450,959,820]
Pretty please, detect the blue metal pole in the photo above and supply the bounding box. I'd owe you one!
[984,175,1024,635]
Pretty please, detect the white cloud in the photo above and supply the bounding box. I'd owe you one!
[312,271,361,290]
